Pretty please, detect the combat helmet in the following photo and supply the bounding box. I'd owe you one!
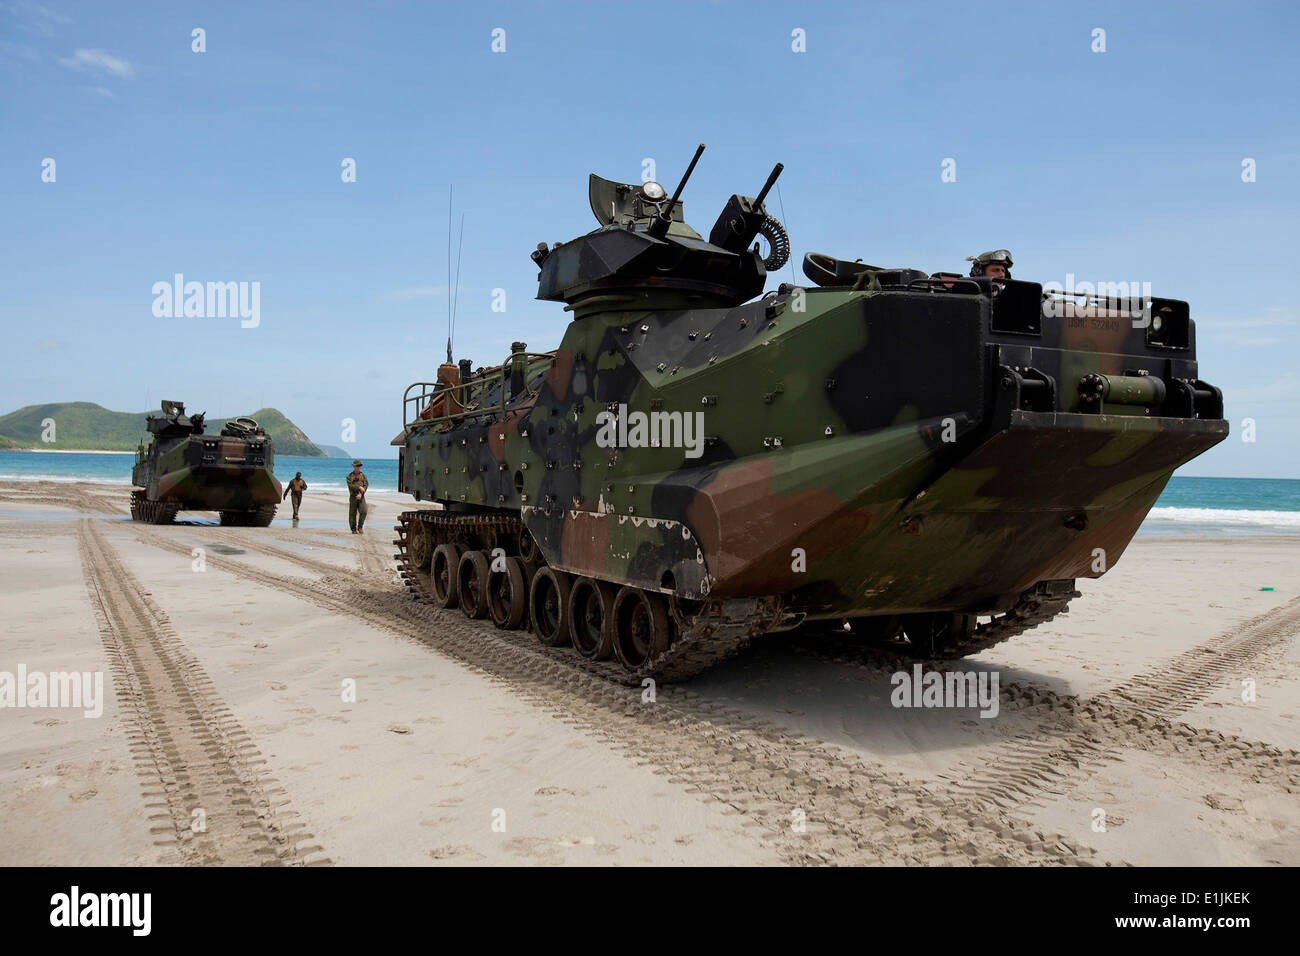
[966,249,1013,278]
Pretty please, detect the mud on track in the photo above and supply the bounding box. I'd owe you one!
[79,520,328,865]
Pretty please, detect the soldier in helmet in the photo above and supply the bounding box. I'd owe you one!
[966,249,1013,280]
[346,459,368,534]
[283,471,307,520]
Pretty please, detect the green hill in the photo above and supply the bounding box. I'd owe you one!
[0,402,325,456]
[209,408,323,457]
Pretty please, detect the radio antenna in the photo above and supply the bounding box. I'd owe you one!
[776,181,796,285]
[446,185,454,364]
[451,213,465,350]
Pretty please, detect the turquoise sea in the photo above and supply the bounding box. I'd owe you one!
[0,451,1295,535]
[0,452,399,495]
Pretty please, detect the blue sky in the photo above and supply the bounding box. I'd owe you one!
[2,0,1297,475]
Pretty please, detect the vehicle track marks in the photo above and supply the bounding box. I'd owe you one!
[198,525,398,581]
[129,522,1101,865]
[785,624,1300,795]
[79,519,329,865]
[939,598,1300,808]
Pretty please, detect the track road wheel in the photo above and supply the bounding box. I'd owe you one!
[517,527,541,566]
[407,522,434,571]
[612,587,670,672]
[431,544,462,609]
[569,577,616,660]
[529,567,572,647]
[487,556,527,630]
[457,550,490,619]
[901,612,975,659]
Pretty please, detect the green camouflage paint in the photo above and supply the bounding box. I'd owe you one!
[130,401,282,524]
[394,157,1227,659]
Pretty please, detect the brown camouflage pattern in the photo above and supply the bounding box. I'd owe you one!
[397,177,1227,624]
[132,407,282,512]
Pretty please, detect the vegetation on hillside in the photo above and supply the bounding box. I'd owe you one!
[0,402,324,456]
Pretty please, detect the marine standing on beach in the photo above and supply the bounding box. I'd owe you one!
[346,460,368,534]
[283,472,307,520]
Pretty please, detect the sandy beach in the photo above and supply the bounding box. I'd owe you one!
[1,478,1296,866]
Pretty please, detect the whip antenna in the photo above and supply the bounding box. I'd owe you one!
[446,185,454,364]
[451,213,465,350]
[776,181,796,285]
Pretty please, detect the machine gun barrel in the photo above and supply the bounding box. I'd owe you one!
[649,143,706,239]
[753,162,784,207]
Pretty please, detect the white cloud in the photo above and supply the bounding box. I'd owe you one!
[59,48,133,76]
[2,2,72,37]
[0,39,41,66]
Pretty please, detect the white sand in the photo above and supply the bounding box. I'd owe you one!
[1,480,1296,866]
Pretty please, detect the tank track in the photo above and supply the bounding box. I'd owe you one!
[827,580,1081,659]
[955,580,1081,655]
[394,510,755,685]
[220,504,277,527]
[129,491,179,524]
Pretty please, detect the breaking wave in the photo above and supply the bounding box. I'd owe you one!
[1145,506,1300,530]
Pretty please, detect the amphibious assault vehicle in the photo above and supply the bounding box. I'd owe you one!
[130,400,282,525]
[392,146,1228,681]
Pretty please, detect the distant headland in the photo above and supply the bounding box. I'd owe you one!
[0,402,334,457]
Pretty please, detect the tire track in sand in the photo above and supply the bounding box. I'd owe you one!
[198,525,398,581]
[934,598,1300,810]
[128,521,1102,866]
[78,519,329,865]
[783,622,1300,799]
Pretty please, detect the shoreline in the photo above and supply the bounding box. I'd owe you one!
[0,448,396,460]
[0,479,1295,540]
[0,448,135,455]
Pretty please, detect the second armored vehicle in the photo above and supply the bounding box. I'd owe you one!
[130,400,282,525]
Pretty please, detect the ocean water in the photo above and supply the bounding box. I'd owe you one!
[0,452,399,495]
[0,451,1295,535]
[1141,476,1300,536]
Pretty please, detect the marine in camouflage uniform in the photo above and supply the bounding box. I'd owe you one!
[346,460,368,533]
[966,248,1013,279]
[283,472,308,519]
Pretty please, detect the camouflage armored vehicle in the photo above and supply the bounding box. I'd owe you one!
[392,146,1227,681]
[130,400,282,525]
